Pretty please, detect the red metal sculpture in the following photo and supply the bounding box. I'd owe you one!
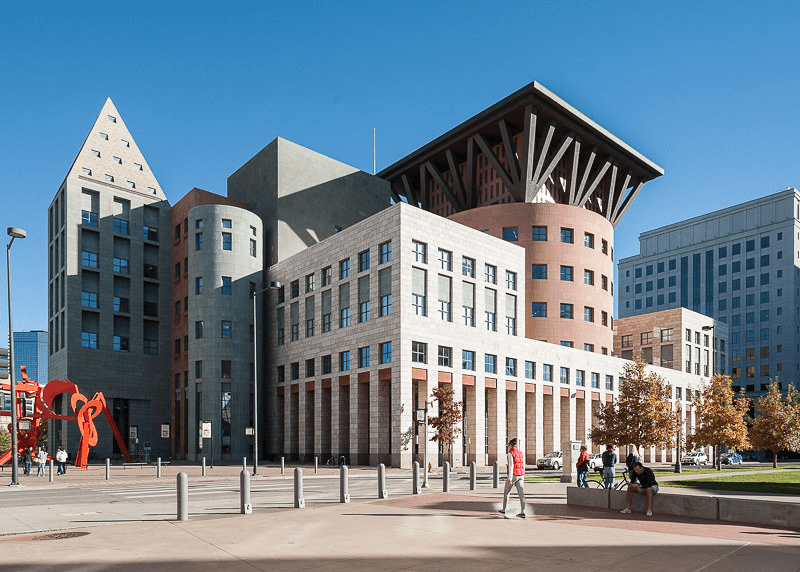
[1,366,131,468]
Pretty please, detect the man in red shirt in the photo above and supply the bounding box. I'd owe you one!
[499,438,526,518]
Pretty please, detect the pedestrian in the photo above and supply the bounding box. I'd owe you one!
[56,446,68,475]
[576,445,590,487]
[625,451,640,485]
[499,438,526,518]
[620,461,659,516]
[36,447,47,477]
[601,444,617,489]
[22,447,33,475]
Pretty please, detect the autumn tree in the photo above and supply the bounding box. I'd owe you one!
[428,385,463,463]
[590,357,680,457]
[749,380,800,468]
[0,429,10,454]
[686,374,751,470]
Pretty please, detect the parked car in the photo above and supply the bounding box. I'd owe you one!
[588,453,604,470]
[721,452,743,465]
[536,451,563,470]
[681,451,708,465]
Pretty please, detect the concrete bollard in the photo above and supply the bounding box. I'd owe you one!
[378,463,388,499]
[105,458,110,480]
[413,461,420,494]
[492,461,499,489]
[340,465,350,503]
[243,457,247,473]
[49,459,54,482]
[240,469,252,514]
[315,456,318,474]
[157,457,162,479]
[294,467,305,508]
[470,461,476,490]
[201,457,206,477]
[177,472,188,521]
[281,456,285,475]
[443,461,450,492]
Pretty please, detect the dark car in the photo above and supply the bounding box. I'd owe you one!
[720,452,742,465]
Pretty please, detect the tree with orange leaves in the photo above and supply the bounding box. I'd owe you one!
[428,385,463,463]
[590,357,679,457]
[749,380,800,468]
[686,374,751,470]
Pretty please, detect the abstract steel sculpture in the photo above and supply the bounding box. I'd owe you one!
[1,366,131,468]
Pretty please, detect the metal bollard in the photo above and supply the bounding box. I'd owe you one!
[202,457,206,477]
[243,457,247,473]
[281,456,285,475]
[240,469,252,514]
[294,467,305,508]
[378,463,388,499]
[443,461,450,492]
[340,465,350,503]
[105,458,110,480]
[412,461,420,494]
[157,457,162,479]
[469,461,476,490]
[49,459,54,482]
[315,456,318,474]
[492,461,499,489]
[177,472,188,521]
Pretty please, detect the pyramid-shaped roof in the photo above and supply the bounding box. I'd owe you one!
[62,98,166,201]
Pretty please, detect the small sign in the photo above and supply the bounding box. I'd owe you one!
[413,409,426,423]
[129,426,138,440]
[18,420,31,431]
[245,427,254,436]
[161,424,170,438]
[201,422,212,438]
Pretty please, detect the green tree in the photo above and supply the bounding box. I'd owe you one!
[590,357,680,456]
[749,380,800,468]
[428,385,463,463]
[686,374,751,470]
[0,429,10,454]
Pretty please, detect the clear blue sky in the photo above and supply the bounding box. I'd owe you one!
[2,1,800,339]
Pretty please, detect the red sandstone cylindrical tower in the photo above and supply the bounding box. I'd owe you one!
[449,203,614,352]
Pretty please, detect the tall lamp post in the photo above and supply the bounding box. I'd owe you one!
[702,324,717,469]
[674,400,682,473]
[6,227,26,486]
[252,280,281,476]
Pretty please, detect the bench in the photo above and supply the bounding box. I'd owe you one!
[567,486,800,529]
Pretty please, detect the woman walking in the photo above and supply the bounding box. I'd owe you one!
[499,438,526,518]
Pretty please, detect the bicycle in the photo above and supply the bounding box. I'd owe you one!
[590,468,631,490]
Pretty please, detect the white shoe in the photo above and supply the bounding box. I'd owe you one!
[646,510,653,516]
[620,508,631,514]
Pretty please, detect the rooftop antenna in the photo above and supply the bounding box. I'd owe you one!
[373,128,376,175]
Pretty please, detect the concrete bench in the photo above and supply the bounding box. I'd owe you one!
[567,486,800,529]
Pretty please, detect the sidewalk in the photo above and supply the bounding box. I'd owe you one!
[0,482,798,571]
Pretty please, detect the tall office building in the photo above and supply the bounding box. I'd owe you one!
[13,330,48,384]
[47,99,172,458]
[618,188,800,399]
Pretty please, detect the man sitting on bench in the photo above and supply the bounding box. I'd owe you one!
[620,461,658,516]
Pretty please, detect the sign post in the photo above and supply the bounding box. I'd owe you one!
[202,421,212,468]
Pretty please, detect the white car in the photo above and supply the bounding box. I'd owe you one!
[536,451,563,470]
[588,453,605,470]
[681,451,708,465]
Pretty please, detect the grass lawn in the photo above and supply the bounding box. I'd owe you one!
[653,464,800,478]
[661,470,800,495]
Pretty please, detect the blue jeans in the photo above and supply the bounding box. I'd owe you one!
[24,461,31,475]
[603,467,615,489]
[577,471,589,488]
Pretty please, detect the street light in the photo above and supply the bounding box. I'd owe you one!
[252,280,281,476]
[6,227,26,486]
[674,400,682,474]
[702,324,717,469]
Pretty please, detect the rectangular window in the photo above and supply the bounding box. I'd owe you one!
[576,370,585,386]
[195,360,203,379]
[195,320,203,339]
[560,266,573,281]
[195,277,203,295]
[525,361,535,379]
[484,354,497,374]
[560,228,573,243]
[605,375,614,390]
[531,264,547,279]
[531,226,547,241]
[485,264,496,284]
[322,266,332,286]
[584,307,594,322]
[506,271,517,290]
[221,276,232,295]
[305,273,315,293]
[290,363,299,380]
[222,232,232,250]
[584,232,594,248]
[584,270,594,285]
[322,355,332,374]
[306,358,315,377]
[358,250,370,272]
[379,241,392,264]
[531,302,546,317]
[438,346,452,367]
[340,351,350,371]
[462,257,475,277]
[438,249,452,271]
[250,239,257,257]
[412,341,427,363]
[502,227,518,242]
[339,258,350,279]
[380,342,392,364]
[221,360,232,378]
[506,357,517,377]
[221,320,232,338]
[543,364,552,382]
[412,240,427,263]
[195,232,203,251]
[560,303,573,319]
[591,372,600,388]
[560,367,570,385]
[462,350,475,371]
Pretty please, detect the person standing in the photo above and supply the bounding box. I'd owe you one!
[576,445,590,487]
[499,438,526,518]
[22,447,33,476]
[36,447,47,477]
[56,446,68,475]
[602,444,617,489]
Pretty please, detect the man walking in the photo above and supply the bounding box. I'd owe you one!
[56,446,68,475]
[499,438,526,518]
[36,447,47,477]
[620,461,659,516]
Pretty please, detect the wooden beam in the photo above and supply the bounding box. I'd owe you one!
[611,180,645,226]
[445,149,466,208]
[498,119,520,185]
[568,137,581,205]
[577,157,612,208]
[522,105,537,202]
[473,133,519,201]
[425,160,464,212]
